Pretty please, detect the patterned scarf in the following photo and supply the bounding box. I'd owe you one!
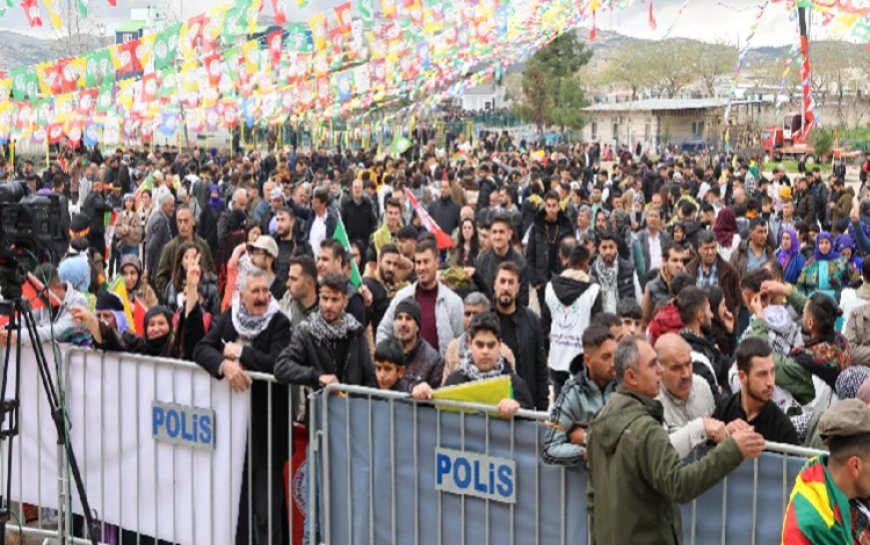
[304,311,360,341]
[592,257,619,313]
[231,297,280,342]
[458,352,506,382]
[791,332,851,388]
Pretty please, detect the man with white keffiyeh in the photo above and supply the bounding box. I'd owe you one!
[192,268,293,545]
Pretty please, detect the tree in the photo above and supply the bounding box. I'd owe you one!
[651,40,698,99]
[513,32,592,135]
[49,0,106,58]
[599,42,659,100]
[695,40,738,97]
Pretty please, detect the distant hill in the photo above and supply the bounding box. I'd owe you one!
[0,30,112,71]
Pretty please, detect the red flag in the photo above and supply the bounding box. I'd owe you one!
[21,0,42,27]
[402,187,454,250]
[0,273,62,327]
[589,11,597,41]
[271,0,286,25]
[132,298,146,337]
[649,1,657,31]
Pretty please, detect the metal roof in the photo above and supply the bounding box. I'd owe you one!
[584,98,757,112]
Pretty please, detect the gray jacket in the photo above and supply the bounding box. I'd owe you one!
[375,282,464,357]
[542,369,616,466]
[22,282,89,344]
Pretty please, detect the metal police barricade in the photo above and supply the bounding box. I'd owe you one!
[309,384,825,545]
[0,344,307,545]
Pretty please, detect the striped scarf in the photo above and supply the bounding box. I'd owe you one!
[782,455,856,544]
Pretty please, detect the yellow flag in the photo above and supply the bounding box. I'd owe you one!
[431,376,513,415]
[43,0,63,29]
[308,14,327,51]
[109,276,137,335]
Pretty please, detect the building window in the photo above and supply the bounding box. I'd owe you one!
[644,122,651,140]
[485,101,492,110]
[591,122,597,140]
[612,123,619,140]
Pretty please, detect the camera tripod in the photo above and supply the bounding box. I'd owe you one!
[0,291,98,545]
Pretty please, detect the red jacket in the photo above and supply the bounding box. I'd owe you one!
[647,303,683,347]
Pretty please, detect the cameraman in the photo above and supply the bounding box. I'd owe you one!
[0,262,88,346]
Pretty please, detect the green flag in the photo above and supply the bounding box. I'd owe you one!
[390,133,412,156]
[333,216,362,287]
[154,24,181,71]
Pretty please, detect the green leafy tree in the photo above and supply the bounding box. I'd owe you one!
[811,129,834,162]
[513,32,592,136]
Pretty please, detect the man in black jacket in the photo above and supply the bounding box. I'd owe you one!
[81,179,114,257]
[475,214,529,307]
[391,298,444,392]
[526,190,573,306]
[341,179,377,254]
[428,180,461,235]
[191,269,293,545]
[274,272,376,389]
[677,286,730,398]
[493,261,548,410]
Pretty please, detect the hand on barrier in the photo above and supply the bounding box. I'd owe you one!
[724,418,752,436]
[223,341,243,361]
[411,382,432,400]
[731,428,765,460]
[568,426,586,446]
[319,374,339,388]
[221,359,252,392]
[702,418,726,443]
[497,398,520,418]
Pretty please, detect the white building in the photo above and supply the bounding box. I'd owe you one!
[579,98,768,152]
[460,82,511,112]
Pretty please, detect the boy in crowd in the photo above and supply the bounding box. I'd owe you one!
[374,338,407,392]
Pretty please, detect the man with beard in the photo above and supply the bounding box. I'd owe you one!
[376,240,464,357]
[475,214,529,307]
[685,230,742,316]
[590,231,643,315]
[272,207,305,299]
[493,262,549,410]
[316,239,366,326]
[677,287,731,398]
[712,337,798,444]
[371,198,404,254]
[280,255,319,328]
[390,298,444,393]
[642,243,687,325]
[192,269,293,545]
[363,244,404,331]
[274,271,376,389]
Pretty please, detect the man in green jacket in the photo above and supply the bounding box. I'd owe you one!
[586,336,766,544]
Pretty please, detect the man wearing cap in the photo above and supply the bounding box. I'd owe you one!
[246,235,282,300]
[154,204,214,298]
[782,399,870,543]
[391,297,444,393]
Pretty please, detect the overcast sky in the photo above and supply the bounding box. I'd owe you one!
[0,0,854,47]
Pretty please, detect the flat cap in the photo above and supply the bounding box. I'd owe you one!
[819,399,870,445]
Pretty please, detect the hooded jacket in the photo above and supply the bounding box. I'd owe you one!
[586,387,744,545]
[831,186,854,229]
[543,269,602,372]
[680,328,730,398]
[647,303,683,348]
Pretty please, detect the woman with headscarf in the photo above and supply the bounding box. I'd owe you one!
[775,227,806,285]
[70,304,184,359]
[836,233,863,284]
[796,231,851,301]
[713,208,741,262]
[208,184,223,214]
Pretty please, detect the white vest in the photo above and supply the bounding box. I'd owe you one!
[544,281,601,372]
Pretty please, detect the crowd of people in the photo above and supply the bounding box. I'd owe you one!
[5,131,870,544]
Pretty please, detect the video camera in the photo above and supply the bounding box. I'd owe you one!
[0,181,65,298]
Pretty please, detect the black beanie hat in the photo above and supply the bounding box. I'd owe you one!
[395,297,421,327]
